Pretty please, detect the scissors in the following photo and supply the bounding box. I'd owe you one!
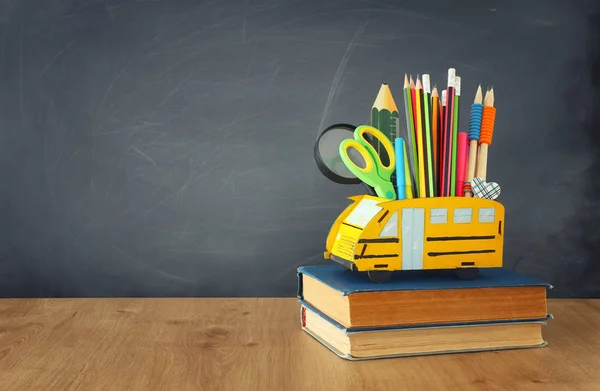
[339,125,396,200]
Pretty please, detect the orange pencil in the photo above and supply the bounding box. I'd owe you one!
[476,88,496,180]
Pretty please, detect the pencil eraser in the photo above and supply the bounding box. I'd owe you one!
[447,68,456,87]
[455,76,461,96]
[422,74,431,93]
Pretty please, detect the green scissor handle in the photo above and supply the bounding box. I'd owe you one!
[339,125,396,200]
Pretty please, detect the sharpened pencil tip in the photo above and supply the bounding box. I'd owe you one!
[474,85,483,104]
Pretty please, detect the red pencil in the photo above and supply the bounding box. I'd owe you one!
[410,76,417,144]
[431,87,439,196]
[440,89,447,196]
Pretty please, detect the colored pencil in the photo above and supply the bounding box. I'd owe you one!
[464,85,483,197]
[441,68,456,196]
[371,83,399,167]
[422,74,434,197]
[410,76,419,197]
[450,75,461,196]
[410,76,418,165]
[431,87,440,195]
[414,78,426,197]
[476,88,496,180]
[440,89,447,196]
[402,74,418,198]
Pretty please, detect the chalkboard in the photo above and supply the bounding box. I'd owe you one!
[1,0,599,297]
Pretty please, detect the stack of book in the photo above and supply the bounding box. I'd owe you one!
[297,265,553,360]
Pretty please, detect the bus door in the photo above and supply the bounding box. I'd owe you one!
[401,208,425,270]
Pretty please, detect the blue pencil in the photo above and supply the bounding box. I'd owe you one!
[395,138,406,200]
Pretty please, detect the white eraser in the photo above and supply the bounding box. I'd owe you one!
[447,68,456,87]
[422,74,431,94]
[455,76,461,96]
[441,89,447,105]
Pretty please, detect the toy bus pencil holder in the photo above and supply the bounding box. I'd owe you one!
[323,195,504,283]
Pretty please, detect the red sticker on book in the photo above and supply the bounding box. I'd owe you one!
[301,306,306,327]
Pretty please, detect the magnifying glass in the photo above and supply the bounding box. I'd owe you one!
[314,123,376,196]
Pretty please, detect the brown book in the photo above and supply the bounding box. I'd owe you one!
[300,303,549,360]
[298,265,551,329]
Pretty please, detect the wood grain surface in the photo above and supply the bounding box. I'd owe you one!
[0,299,598,390]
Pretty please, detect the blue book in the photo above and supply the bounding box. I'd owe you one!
[300,299,551,360]
[298,265,552,329]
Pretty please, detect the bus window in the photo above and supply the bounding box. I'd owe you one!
[479,208,495,223]
[430,208,447,224]
[453,208,472,224]
[344,198,383,228]
[380,211,398,237]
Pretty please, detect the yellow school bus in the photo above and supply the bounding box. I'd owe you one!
[324,195,505,283]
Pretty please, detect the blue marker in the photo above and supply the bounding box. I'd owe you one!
[395,138,406,200]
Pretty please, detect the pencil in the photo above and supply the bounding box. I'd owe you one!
[441,68,456,196]
[410,76,418,170]
[450,75,461,196]
[422,74,434,197]
[431,86,440,196]
[402,74,418,198]
[476,88,496,180]
[414,78,426,197]
[464,85,483,197]
[371,83,399,167]
[440,89,446,196]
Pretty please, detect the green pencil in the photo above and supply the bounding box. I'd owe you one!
[371,83,400,167]
[422,74,434,197]
[450,75,461,196]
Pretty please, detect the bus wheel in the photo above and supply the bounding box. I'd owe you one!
[368,271,392,283]
[456,268,479,280]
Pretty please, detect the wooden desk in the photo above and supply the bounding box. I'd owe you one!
[0,299,598,390]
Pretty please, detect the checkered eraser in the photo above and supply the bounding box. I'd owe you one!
[472,177,501,200]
